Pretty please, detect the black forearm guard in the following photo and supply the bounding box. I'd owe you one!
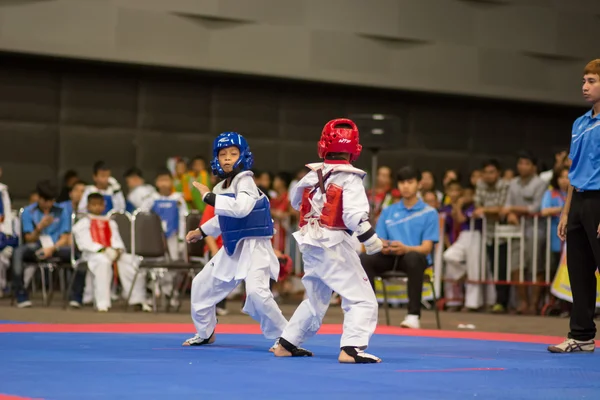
[203,192,216,207]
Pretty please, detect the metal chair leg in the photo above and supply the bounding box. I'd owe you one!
[63,266,81,309]
[39,265,47,306]
[46,264,56,307]
[429,281,441,330]
[380,277,391,326]
[125,268,141,312]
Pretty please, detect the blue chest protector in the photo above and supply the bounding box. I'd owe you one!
[151,199,179,238]
[218,193,274,256]
[125,201,136,214]
[103,195,114,216]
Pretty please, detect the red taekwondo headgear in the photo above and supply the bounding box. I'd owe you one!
[317,118,362,162]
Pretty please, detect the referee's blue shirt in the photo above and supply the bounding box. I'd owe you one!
[376,198,439,265]
[569,110,600,190]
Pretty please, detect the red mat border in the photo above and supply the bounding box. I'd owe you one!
[0,323,570,344]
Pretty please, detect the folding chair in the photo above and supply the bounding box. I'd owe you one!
[63,212,88,309]
[11,207,69,306]
[127,210,204,312]
[377,256,442,329]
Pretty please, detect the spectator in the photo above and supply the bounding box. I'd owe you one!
[56,170,79,203]
[470,169,482,187]
[368,165,400,221]
[11,180,71,307]
[441,169,462,206]
[124,167,157,212]
[473,159,509,313]
[422,189,440,210]
[271,172,292,253]
[541,167,569,276]
[72,193,150,312]
[503,168,515,182]
[78,161,126,215]
[189,156,212,212]
[501,151,547,314]
[58,181,86,221]
[420,170,443,203]
[172,157,193,205]
[360,166,439,329]
[253,169,273,198]
[540,149,572,184]
[28,190,39,205]
[442,182,493,311]
[0,166,13,239]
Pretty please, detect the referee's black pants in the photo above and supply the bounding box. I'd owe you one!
[567,190,600,341]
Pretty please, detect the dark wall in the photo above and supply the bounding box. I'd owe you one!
[0,53,584,200]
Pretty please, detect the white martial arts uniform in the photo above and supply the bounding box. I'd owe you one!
[72,215,147,310]
[127,184,157,211]
[141,192,187,295]
[189,171,287,340]
[281,162,379,349]
[443,230,496,309]
[78,178,126,215]
[0,183,13,292]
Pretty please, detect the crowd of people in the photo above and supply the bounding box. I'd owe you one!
[0,146,571,323]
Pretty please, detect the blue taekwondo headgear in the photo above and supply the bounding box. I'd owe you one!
[210,132,254,178]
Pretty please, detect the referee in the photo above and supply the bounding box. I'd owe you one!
[548,59,600,353]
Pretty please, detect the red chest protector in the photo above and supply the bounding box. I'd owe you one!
[299,183,346,230]
[90,217,112,247]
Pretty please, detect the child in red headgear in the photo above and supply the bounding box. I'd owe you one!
[272,118,383,364]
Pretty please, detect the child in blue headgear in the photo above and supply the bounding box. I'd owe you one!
[182,132,289,350]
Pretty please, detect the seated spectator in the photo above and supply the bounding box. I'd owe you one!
[422,189,440,210]
[58,181,86,221]
[72,193,150,312]
[442,182,493,311]
[0,165,14,238]
[503,168,515,182]
[124,167,157,213]
[360,166,439,329]
[470,169,482,187]
[368,165,400,222]
[12,180,71,307]
[541,167,569,276]
[78,161,126,215]
[28,190,39,205]
[142,169,188,307]
[271,172,292,253]
[56,170,79,203]
[419,170,443,203]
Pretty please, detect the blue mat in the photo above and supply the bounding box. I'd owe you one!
[1,333,599,400]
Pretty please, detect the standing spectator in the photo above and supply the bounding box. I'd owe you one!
[360,166,439,329]
[501,151,547,314]
[541,167,569,277]
[540,150,572,184]
[58,181,86,223]
[422,190,440,210]
[473,159,509,313]
[11,180,71,307]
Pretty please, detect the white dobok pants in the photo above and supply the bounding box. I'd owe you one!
[443,230,496,309]
[85,252,147,309]
[282,239,378,349]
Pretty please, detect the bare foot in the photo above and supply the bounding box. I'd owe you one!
[273,345,293,357]
[338,349,381,364]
